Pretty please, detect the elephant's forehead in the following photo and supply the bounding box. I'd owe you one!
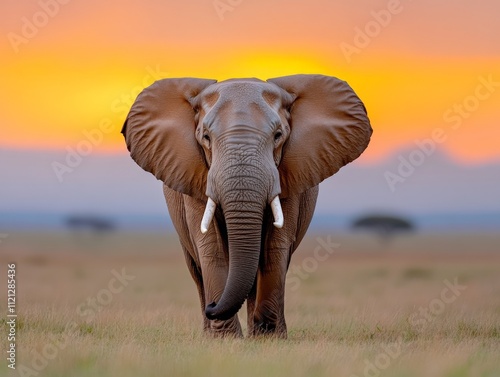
[202,80,282,107]
[201,81,282,128]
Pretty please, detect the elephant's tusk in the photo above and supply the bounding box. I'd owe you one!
[271,196,284,229]
[200,197,216,234]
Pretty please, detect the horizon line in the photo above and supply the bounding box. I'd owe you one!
[2,145,500,167]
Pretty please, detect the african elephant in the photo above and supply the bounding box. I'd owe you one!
[121,74,372,338]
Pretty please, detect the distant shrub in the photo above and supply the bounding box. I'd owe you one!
[351,213,415,242]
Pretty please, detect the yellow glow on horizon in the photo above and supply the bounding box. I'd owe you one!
[1,43,499,164]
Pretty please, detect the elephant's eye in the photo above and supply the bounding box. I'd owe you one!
[274,131,282,141]
[203,134,211,146]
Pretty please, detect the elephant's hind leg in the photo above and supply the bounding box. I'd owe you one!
[182,247,209,331]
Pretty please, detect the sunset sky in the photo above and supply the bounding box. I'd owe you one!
[1,0,499,164]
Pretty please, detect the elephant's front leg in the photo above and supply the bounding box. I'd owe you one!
[249,196,303,338]
[249,246,289,338]
[249,190,317,338]
[183,196,243,337]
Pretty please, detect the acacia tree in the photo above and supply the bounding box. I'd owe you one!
[351,214,415,243]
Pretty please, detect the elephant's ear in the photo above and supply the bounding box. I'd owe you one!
[268,74,372,198]
[122,78,216,199]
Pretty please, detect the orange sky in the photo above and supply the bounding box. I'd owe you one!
[1,0,499,164]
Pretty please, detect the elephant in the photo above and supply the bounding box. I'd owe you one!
[121,74,372,338]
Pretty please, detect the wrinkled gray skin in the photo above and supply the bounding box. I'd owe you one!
[122,75,372,338]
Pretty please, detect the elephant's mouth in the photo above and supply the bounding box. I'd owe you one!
[200,195,283,234]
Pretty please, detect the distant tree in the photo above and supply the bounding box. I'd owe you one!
[65,215,115,234]
[351,214,415,243]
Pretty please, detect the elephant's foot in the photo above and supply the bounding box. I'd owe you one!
[250,317,287,339]
[204,317,243,338]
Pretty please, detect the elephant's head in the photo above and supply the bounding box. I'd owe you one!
[122,74,372,320]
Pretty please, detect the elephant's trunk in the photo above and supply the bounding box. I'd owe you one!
[204,173,266,321]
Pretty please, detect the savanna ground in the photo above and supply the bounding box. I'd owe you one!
[1,231,499,377]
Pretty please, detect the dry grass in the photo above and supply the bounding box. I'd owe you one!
[0,231,499,377]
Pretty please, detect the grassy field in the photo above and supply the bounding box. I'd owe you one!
[1,231,499,377]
